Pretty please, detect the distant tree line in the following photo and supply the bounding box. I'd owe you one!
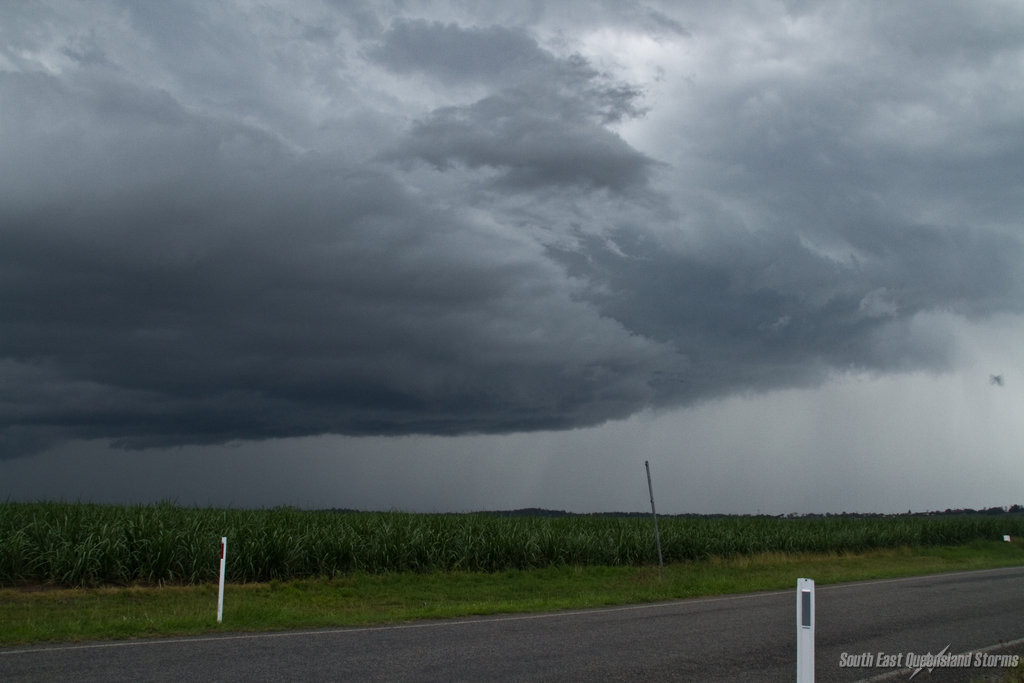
[456,505,1024,519]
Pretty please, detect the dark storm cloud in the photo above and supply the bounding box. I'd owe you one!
[552,219,1024,404]
[0,58,674,457]
[2,1,1023,459]
[387,90,654,192]
[374,19,653,191]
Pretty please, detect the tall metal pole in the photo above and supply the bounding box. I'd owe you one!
[645,460,664,578]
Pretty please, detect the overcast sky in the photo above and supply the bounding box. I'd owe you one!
[2,1,1023,514]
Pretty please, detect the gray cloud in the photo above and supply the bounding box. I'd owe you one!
[2,1,1023,463]
[552,219,1023,407]
[368,18,646,118]
[387,90,655,192]
[368,20,554,84]
[0,56,675,456]
[374,20,653,191]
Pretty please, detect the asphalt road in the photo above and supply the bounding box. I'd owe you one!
[2,566,1022,682]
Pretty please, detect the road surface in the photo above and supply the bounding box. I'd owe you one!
[2,566,1022,681]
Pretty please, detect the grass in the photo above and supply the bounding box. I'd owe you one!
[993,657,1024,683]
[3,502,1021,647]
[2,540,1021,646]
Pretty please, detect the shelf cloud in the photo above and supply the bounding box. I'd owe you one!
[2,1,1023,469]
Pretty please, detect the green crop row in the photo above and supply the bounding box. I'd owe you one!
[1,502,1022,587]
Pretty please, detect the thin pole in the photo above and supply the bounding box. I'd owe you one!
[217,537,227,623]
[645,460,664,578]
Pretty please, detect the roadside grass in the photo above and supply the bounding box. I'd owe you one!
[995,657,1024,683]
[2,540,1020,646]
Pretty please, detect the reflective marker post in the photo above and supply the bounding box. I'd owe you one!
[797,577,815,683]
[217,537,227,623]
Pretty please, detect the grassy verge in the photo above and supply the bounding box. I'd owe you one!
[2,540,1021,646]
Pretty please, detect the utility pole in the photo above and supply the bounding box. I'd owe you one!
[645,460,664,578]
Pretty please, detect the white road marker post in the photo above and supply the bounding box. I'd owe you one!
[217,537,227,623]
[797,577,815,683]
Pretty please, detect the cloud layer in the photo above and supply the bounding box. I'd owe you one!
[2,1,1023,457]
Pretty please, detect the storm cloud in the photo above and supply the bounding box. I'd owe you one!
[2,1,1023,464]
